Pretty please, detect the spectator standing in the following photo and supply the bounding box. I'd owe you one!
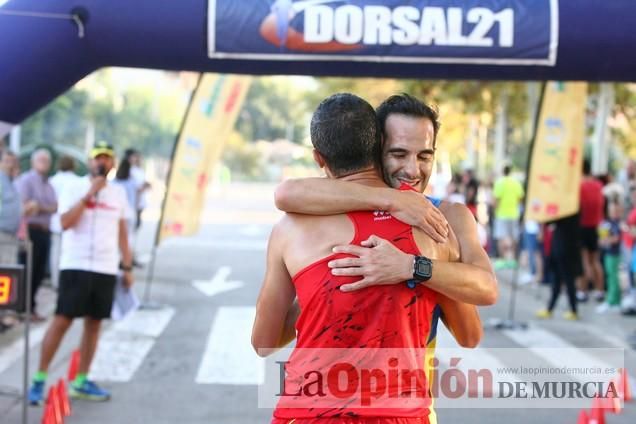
[536,213,581,320]
[578,159,605,302]
[446,173,466,204]
[28,142,133,405]
[126,149,150,232]
[49,155,80,289]
[493,165,524,268]
[113,155,138,245]
[0,150,21,264]
[481,175,497,256]
[15,149,58,321]
[618,159,636,213]
[0,150,21,331]
[463,168,479,218]
[626,189,636,295]
[520,219,543,285]
[597,201,622,313]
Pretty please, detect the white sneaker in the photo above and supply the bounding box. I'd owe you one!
[519,272,534,285]
[593,290,606,302]
[596,303,609,314]
[577,291,589,302]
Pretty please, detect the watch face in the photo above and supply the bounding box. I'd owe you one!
[415,258,432,279]
[417,262,431,276]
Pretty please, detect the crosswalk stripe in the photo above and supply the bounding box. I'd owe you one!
[502,326,632,383]
[89,307,175,382]
[436,325,520,385]
[435,324,521,400]
[196,306,265,385]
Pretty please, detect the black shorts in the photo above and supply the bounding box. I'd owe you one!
[580,226,599,252]
[56,270,116,319]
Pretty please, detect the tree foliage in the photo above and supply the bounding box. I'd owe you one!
[235,77,312,143]
[312,78,535,173]
[20,69,185,159]
[18,68,636,178]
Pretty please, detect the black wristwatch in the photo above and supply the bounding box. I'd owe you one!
[119,263,133,272]
[406,256,433,289]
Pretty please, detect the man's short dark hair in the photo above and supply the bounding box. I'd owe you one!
[503,165,511,176]
[125,148,139,159]
[57,155,75,172]
[376,94,441,145]
[310,93,379,177]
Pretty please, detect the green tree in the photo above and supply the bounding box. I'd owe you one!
[21,89,91,150]
[236,77,311,143]
[20,69,186,160]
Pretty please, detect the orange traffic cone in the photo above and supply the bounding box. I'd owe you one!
[589,396,606,424]
[618,368,632,402]
[610,394,622,414]
[41,400,53,424]
[602,389,622,414]
[57,379,71,417]
[67,350,80,382]
[46,386,62,424]
[576,409,589,424]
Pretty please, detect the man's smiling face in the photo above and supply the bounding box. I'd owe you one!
[382,113,436,193]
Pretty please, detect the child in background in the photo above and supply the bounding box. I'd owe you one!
[627,190,636,295]
[520,220,543,285]
[624,192,636,314]
[597,201,622,313]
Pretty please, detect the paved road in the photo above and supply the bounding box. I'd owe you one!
[1,183,635,423]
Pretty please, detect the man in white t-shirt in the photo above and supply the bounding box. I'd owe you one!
[48,155,80,289]
[126,148,150,231]
[28,141,133,405]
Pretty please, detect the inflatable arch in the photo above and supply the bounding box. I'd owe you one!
[1,0,635,135]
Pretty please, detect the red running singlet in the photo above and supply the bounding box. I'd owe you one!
[272,206,442,424]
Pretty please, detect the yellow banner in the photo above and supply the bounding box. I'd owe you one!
[159,74,251,243]
[525,82,587,223]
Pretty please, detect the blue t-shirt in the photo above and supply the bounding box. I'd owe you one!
[599,219,621,255]
[426,196,442,208]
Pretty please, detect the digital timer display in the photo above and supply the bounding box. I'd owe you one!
[0,275,12,305]
[0,266,24,311]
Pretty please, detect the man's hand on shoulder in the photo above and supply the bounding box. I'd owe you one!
[330,235,414,292]
[387,190,449,243]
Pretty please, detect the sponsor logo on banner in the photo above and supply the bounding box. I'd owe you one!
[208,0,559,65]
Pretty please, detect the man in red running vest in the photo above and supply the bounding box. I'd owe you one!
[274,94,497,343]
[252,94,496,423]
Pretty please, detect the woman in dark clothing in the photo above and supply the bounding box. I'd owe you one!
[536,213,582,320]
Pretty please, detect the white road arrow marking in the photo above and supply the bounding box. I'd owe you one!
[89,307,175,382]
[192,266,244,297]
